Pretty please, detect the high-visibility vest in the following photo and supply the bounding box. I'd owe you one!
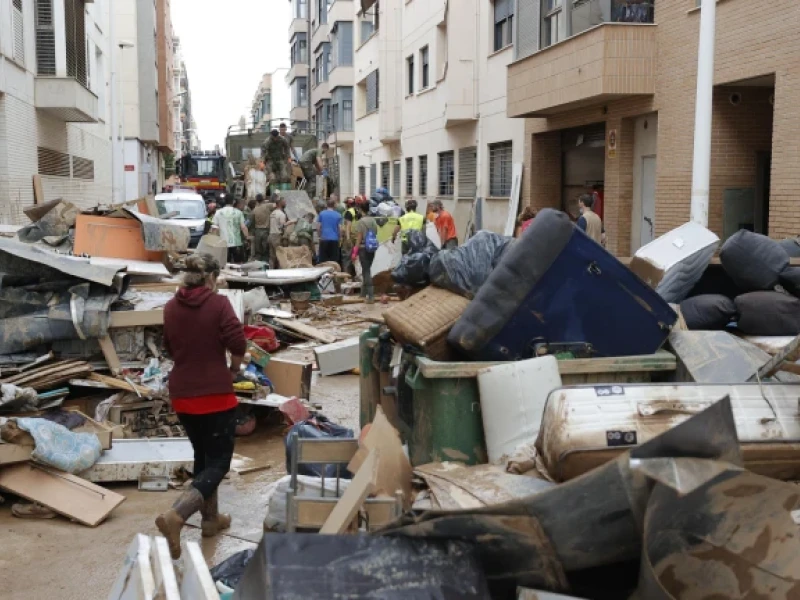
[399,211,424,240]
[346,207,359,241]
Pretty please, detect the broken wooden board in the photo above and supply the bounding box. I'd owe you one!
[98,336,122,375]
[0,441,33,465]
[85,372,153,397]
[0,463,125,526]
[314,337,360,376]
[265,358,313,399]
[274,318,337,344]
[109,309,165,328]
[348,405,412,510]
[320,448,378,534]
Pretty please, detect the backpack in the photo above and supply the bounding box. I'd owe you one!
[365,229,379,253]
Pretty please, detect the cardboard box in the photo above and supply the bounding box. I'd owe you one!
[265,358,313,399]
[73,214,163,262]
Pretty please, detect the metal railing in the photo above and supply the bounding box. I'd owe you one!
[571,0,654,38]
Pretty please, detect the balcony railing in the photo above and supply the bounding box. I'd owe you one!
[573,0,653,35]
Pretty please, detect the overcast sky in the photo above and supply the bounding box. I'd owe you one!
[171,0,292,152]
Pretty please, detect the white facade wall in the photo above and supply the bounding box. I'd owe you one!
[0,0,113,224]
[350,0,524,237]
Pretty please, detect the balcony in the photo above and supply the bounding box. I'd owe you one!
[445,58,477,127]
[289,17,308,37]
[35,77,99,123]
[286,62,309,84]
[329,65,354,92]
[328,129,354,146]
[328,0,353,25]
[313,79,331,101]
[508,20,656,118]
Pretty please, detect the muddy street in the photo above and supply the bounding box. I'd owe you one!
[0,372,360,600]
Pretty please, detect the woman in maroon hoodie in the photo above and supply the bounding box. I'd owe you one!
[156,254,247,559]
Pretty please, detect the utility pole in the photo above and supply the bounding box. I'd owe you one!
[690,0,717,227]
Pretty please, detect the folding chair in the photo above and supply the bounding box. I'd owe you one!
[284,432,402,532]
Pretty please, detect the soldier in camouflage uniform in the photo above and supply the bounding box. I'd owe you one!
[261,129,292,187]
[298,143,329,199]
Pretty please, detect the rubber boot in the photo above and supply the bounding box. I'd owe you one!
[155,487,204,560]
[200,490,232,538]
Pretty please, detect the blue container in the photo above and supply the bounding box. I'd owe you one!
[449,208,677,361]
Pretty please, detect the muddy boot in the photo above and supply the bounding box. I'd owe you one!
[155,487,204,560]
[200,490,232,538]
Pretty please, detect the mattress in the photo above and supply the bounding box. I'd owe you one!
[448,209,677,361]
[537,383,800,482]
[629,221,720,304]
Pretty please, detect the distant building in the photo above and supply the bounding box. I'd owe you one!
[0,0,112,224]
[251,73,273,131]
[287,0,309,131]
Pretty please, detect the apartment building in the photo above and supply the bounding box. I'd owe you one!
[287,0,309,130]
[114,0,176,200]
[176,54,198,153]
[251,72,272,131]
[0,0,112,224]
[349,0,524,236]
[508,0,800,255]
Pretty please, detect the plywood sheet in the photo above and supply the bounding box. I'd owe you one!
[0,463,125,526]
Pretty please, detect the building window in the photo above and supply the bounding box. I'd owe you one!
[366,70,379,114]
[331,22,354,67]
[392,160,401,197]
[298,79,308,107]
[343,99,353,130]
[406,55,414,95]
[541,0,563,48]
[360,19,374,45]
[381,162,390,189]
[419,155,428,197]
[291,34,308,66]
[493,0,514,52]
[261,93,271,116]
[12,0,24,65]
[295,0,308,19]
[438,151,455,197]
[406,157,414,196]
[370,163,377,193]
[35,0,56,76]
[64,0,87,86]
[420,46,430,90]
[489,141,513,197]
[358,166,366,195]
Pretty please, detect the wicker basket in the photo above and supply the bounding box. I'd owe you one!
[383,286,470,360]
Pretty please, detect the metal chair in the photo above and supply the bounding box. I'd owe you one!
[284,432,402,532]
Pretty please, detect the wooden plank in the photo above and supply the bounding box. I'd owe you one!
[415,350,676,379]
[32,174,44,206]
[98,336,122,375]
[27,365,95,390]
[0,463,126,527]
[18,352,55,373]
[274,318,337,344]
[319,448,378,535]
[88,373,152,397]
[2,361,89,387]
[749,333,800,382]
[110,310,165,328]
[0,360,79,384]
[180,542,220,600]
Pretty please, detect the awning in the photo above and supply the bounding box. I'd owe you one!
[361,0,376,14]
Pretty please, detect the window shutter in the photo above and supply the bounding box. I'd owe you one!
[366,70,379,113]
[35,0,56,76]
[494,0,510,23]
[392,160,401,197]
[370,163,377,193]
[516,0,540,60]
[38,147,71,177]
[458,147,477,198]
[12,0,24,64]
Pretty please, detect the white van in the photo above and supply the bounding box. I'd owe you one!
[154,191,207,248]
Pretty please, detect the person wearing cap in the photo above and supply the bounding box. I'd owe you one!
[393,200,425,254]
[429,200,458,250]
[261,129,292,186]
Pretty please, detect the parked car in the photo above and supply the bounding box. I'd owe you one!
[154,191,207,248]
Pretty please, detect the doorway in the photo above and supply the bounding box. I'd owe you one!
[640,155,657,247]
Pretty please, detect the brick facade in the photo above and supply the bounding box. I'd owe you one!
[512,0,800,254]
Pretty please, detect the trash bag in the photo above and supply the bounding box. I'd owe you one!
[429,230,514,298]
[679,294,738,330]
[392,231,439,287]
[720,230,790,292]
[284,416,355,478]
[779,238,800,258]
[210,549,255,590]
[735,291,800,335]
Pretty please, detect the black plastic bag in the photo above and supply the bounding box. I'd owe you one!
[720,230,789,292]
[680,294,737,330]
[210,549,255,590]
[284,415,355,479]
[779,266,800,297]
[735,291,800,335]
[392,231,439,287]
[779,238,800,258]
[429,231,514,298]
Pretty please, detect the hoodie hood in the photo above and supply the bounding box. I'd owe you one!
[176,286,214,308]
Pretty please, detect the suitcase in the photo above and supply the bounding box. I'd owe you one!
[448,209,677,361]
[628,221,720,303]
[537,383,800,482]
[383,286,470,360]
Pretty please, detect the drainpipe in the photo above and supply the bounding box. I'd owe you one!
[307,5,313,132]
[109,13,121,204]
[690,0,717,227]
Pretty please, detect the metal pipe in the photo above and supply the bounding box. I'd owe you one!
[690,0,717,227]
[307,0,313,131]
[109,14,121,204]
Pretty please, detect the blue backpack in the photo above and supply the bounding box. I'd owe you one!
[365,229,379,253]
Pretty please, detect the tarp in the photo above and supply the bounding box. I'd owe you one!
[0,237,122,287]
[123,208,190,253]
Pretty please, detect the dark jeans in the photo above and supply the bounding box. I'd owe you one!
[178,408,237,499]
[359,247,375,300]
[227,245,246,264]
[319,240,340,264]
